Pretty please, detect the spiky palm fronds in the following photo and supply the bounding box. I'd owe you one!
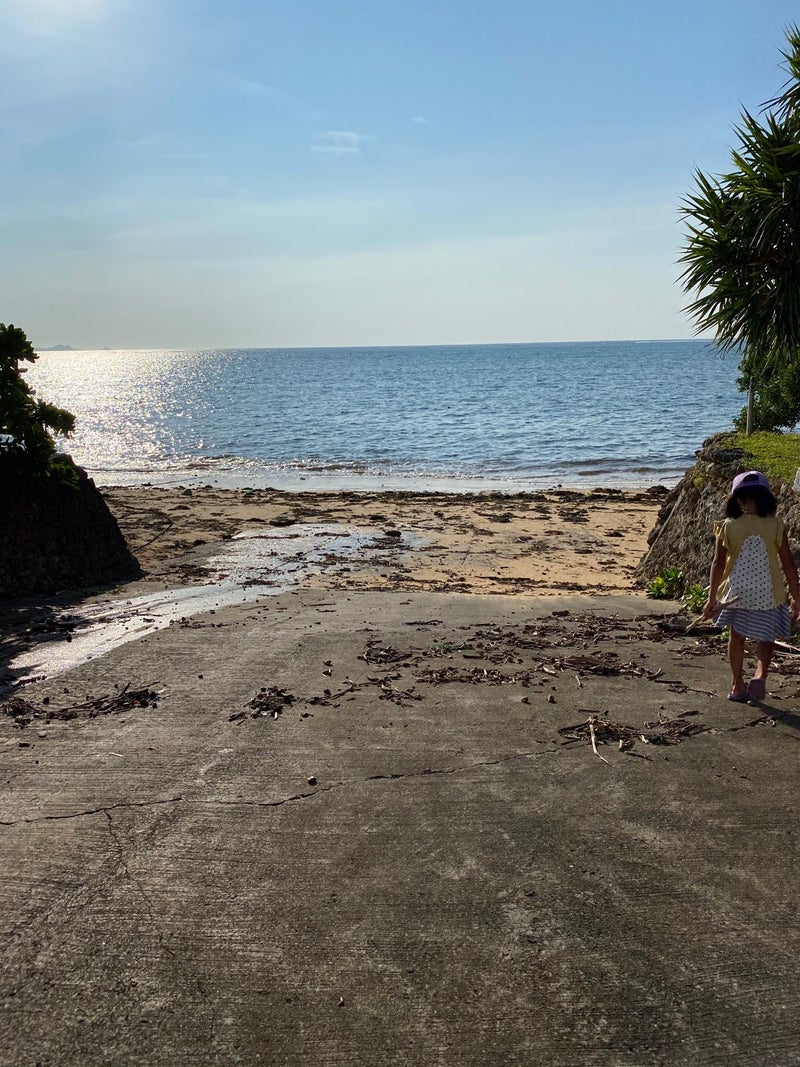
[680,27,800,430]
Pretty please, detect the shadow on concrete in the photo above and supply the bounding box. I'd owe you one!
[770,706,800,732]
[0,592,103,694]
[726,700,800,735]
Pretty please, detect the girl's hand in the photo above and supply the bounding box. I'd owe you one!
[702,597,719,620]
[790,595,800,620]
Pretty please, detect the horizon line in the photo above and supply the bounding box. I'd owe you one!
[36,335,716,352]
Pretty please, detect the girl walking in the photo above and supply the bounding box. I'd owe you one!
[703,470,800,701]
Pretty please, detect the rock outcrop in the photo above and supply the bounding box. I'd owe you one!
[636,435,800,588]
[0,457,141,596]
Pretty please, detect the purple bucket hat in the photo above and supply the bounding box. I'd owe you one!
[731,470,770,493]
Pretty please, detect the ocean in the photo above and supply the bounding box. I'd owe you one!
[27,340,741,493]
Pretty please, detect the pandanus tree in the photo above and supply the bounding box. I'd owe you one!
[680,25,800,433]
[0,322,75,475]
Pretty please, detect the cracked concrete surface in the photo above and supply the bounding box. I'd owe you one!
[3,589,800,1065]
[1,796,185,826]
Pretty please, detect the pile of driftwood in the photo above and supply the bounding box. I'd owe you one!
[418,663,543,686]
[359,641,415,666]
[415,652,659,688]
[558,709,709,763]
[229,686,295,721]
[1,684,159,729]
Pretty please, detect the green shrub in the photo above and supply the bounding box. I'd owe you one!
[681,583,708,614]
[645,567,684,600]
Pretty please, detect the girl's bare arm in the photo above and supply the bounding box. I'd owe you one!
[778,531,800,617]
[703,538,727,618]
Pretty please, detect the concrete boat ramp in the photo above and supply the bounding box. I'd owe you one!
[2,576,800,1064]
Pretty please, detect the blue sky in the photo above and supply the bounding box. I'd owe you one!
[1,0,798,348]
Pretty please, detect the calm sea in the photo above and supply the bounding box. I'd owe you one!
[28,341,741,492]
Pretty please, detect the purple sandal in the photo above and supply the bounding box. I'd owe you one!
[727,690,750,703]
[747,679,766,701]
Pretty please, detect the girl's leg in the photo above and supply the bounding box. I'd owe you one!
[728,629,747,696]
[755,640,772,682]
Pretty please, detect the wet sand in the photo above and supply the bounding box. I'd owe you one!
[102,484,666,596]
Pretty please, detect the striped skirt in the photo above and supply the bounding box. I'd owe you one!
[715,602,792,642]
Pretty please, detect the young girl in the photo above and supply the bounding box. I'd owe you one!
[703,470,800,702]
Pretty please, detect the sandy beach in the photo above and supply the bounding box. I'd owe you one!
[4,484,800,1065]
[102,484,666,596]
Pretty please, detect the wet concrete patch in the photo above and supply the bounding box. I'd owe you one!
[208,523,392,585]
[8,524,415,683]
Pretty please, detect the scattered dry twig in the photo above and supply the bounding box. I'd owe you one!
[558,708,709,758]
[236,686,295,720]
[588,718,610,765]
[359,641,416,666]
[1,685,159,729]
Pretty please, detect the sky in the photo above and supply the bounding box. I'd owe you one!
[1,0,798,349]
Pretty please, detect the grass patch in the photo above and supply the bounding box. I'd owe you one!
[727,431,800,485]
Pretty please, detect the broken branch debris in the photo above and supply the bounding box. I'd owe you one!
[1,685,160,729]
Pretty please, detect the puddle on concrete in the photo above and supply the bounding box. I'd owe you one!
[10,524,412,684]
[209,524,380,585]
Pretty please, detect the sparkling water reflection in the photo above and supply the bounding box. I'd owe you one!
[28,341,740,489]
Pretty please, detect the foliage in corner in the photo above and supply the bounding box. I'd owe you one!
[679,24,800,432]
[726,430,800,485]
[0,322,76,479]
[733,357,800,433]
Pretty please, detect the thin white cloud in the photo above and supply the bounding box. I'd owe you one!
[412,115,427,124]
[311,130,364,156]
[229,77,319,118]
[234,78,286,99]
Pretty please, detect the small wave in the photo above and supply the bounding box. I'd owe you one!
[281,457,375,474]
[561,455,691,475]
[559,457,622,471]
[561,461,671,477]
[179,455,267,471]
[88,464,163,474]
[185,452,477,480]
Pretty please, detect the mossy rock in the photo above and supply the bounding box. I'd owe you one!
[637,434,800,588]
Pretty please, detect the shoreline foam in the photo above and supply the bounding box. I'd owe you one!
[88,464,677,495]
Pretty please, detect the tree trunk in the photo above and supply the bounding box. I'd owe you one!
[746,378,754,435]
